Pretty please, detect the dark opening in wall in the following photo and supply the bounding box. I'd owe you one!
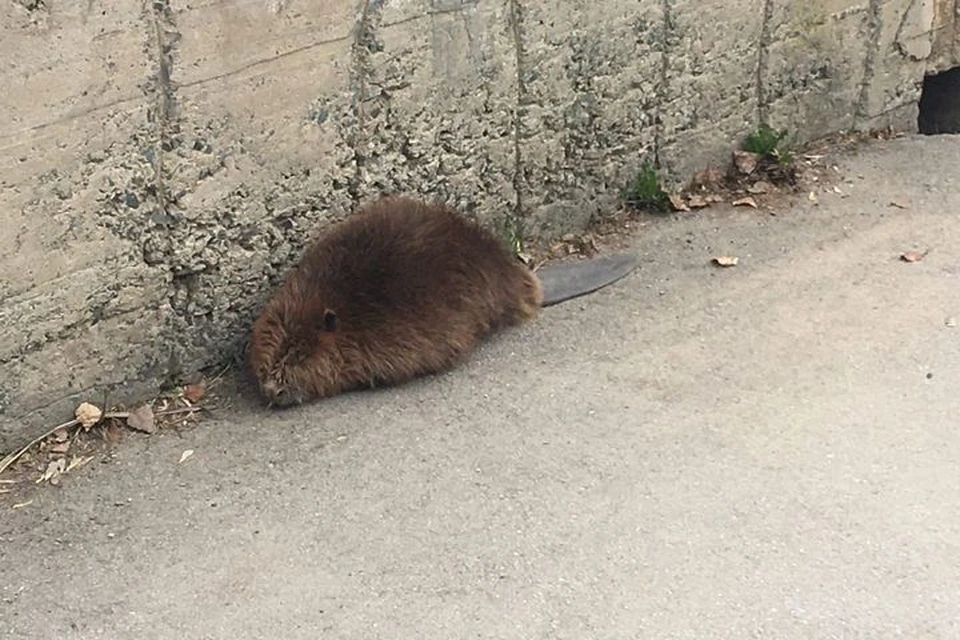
[918,66,960,134]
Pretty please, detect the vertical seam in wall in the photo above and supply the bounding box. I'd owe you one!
[146,0,179,217]
[145,0,181,378]
[755,0,774,125]
[507,0,526,226]
[950,0,960,60]
[855,0,883,124]
[653,0,673,167]
[893,0,919,56]
[348,0,381,201]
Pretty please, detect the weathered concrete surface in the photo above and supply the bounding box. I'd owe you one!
[0,0,957,450]
[2,135,959,638]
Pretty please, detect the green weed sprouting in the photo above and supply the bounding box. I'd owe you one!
[743,124,794,165]
[621,160,670,213]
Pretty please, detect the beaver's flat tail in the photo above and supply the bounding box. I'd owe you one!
[535,252,638,307]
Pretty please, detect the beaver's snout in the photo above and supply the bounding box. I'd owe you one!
[259,378,304,408]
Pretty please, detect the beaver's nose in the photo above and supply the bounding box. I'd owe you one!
[261,379,281,399]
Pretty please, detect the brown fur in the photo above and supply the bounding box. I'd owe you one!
[247,195,543,406]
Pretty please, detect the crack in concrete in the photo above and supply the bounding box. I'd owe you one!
[653,0,674,167]
[145,0,181,219]
[179,34,355,90]
[855,0,884,123]
[954,0,959,59]
[894,0,921,52]
[142,0,186,382]
[0,93,145,143]
[142,6,471,93]
[756,0,775,124]
[346,0,385,200]
[507,0,526,233]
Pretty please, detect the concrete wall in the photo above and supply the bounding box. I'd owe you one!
[1,0,956,450]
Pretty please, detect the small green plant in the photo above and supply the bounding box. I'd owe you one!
[743,124,794,164]
[621,160,670,212]
[500,213,524,254]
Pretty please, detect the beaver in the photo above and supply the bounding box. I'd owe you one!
[247,195,637,407]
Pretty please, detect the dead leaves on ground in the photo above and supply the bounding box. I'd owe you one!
[183,383,207,404]
[668,193,719,212]
[669,194,690,212]
[900,249,928,263]
[1,381,211,495]
[746,181,773,195]
[126,404,157,434]
[712,255,740,268]
[556,232,600,257]
[666,148,799,215]
[710,243,934,273]
[75,402,102,429]
[686,194,712,209]
[733,150,760,176]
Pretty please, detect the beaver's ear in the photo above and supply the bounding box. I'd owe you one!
[323,309,338,332]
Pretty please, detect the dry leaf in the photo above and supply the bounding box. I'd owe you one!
[687,195,710,209]
[183,383,206,404]
[713,256,739,267]
[900,250,927,263]
[733,151,758,175]
[579,234,600,256]
[126,404,157,434]
[690,168,724,188]
[48,442,70,455]
[747,181,772,195]
[732,196,758,209]
[104,422,125,445]
[872,126,896,140]
[179,449,194,464]
[37,458,66,485]
[668,194,690,212]
[51,428,69,443]
[75,402,103,429]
